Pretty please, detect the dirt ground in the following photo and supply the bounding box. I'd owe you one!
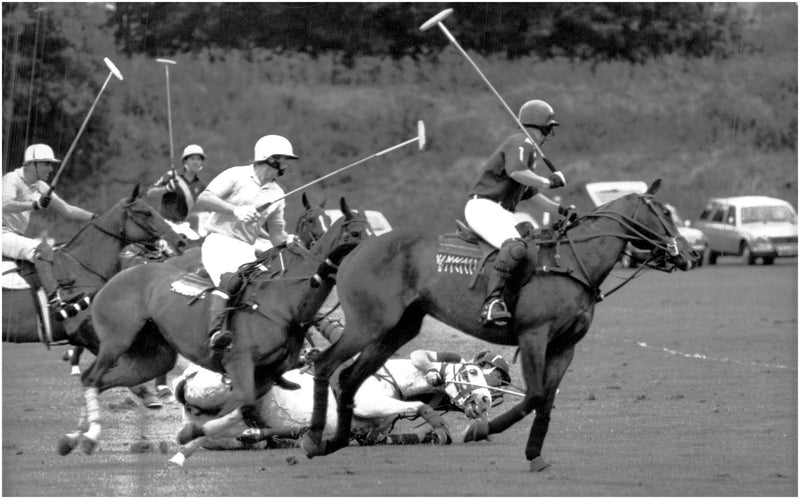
[2,257,797,496]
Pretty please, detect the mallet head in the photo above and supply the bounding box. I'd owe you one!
[156,58,177,65]
[417,120,426,151]
[420,8,453,31]
[104,57,123,81]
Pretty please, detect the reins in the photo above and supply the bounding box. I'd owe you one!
[544,195,681,299]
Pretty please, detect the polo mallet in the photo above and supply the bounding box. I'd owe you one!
[156,58,177,174]
[420,9,558,174]
[48,57,124,193]
[256,120,426,212]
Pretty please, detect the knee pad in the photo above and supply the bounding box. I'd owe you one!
[501,238,528,261]
[34,242,55,262]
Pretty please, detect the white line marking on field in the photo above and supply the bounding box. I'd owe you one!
[595,334,796,371]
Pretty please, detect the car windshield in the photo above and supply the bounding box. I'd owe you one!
[740,205,797,225]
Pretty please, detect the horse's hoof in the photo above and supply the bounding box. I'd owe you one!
[463,418,490,443]
[56,434,79,456]
[529,456,551,472]
[300,434,324,458]
[177,423,205,445]
[80,437,98,455]
[167,453,186,468]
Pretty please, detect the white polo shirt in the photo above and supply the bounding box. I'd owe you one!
[2,167,48,235]
[204,164,287,245]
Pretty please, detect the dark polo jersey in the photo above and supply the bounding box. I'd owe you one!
[469,132,538,211]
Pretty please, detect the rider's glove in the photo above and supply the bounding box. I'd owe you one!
[233,205,259,224]
[558,204,579,223]
[549,171,566,189]
[285,233,298,245]
[425,368,444,387]
[166,178,178,192]
[32,195,51,211]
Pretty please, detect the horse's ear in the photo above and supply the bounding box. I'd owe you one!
[302,192,311,210]
[130,182,142,201]
[340,197,353,220]
[646,179,662,195]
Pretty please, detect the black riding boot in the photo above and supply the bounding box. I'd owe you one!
[207,272,245,352]
[33,242,65,313]
[207,289,232,352]
[480,238,527,327]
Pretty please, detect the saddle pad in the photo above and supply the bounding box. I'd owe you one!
[2,261,30,290]
[170,271,214,297]
[436,235,483,275]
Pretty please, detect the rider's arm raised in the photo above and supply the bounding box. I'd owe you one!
[50,192,95,221]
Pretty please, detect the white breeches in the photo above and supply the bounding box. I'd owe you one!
[201,232,255,287]
[464,198,521,249]
[2,231,39,261]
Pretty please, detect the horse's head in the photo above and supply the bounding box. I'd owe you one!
[621,179,698,271]
[308,197,371,286]
[441,362,492,419]
[296,192,331,249]
[94,183,188,255]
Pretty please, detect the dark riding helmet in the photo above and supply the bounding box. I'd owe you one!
[473,350,511,385]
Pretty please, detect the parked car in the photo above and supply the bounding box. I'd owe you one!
[584,181,709,268]
[693,196,798,265]
[325,209,393,236]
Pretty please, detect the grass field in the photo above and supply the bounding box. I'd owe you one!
[2,257,796,496]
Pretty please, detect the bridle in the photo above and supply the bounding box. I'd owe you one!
[440,362,487,410]
[555,194,684,299]
[296,209,330,249]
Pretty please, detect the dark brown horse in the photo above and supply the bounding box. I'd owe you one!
[63,192,333,383]
[58,198,370,458]
[301,180,698,471]
[2,183,187,349]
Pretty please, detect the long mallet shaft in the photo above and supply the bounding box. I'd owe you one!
[256,120,426,212]
[445,380,525,398]
[156,58,177,173]
[420,9,558,173]
[49,57,124,191]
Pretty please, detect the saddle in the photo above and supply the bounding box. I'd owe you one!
[435,221,567,314]
[169,243,293,301]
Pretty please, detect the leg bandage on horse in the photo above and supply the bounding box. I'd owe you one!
[481,238,527,327]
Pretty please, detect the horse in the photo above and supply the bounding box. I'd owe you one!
[62,192,333,385]
[57,197,371,458]
[2,182,187,349]
[166,357,493,466]
[301,180,699,471]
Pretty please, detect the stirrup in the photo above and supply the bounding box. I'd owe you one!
[481,298,511,327]
[209,330,233,352]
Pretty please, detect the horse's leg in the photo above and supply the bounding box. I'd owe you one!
[324,304,426,454]
[353,396,450,445]
[464,324,550,442]
[67,346,83,376]
[525,345,575,472]
[168,437,206,467]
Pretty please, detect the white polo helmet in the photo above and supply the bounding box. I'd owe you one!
[518,100,559,128]
[23,144,61,164]
[182,144,205,161]
[253,135,298,163]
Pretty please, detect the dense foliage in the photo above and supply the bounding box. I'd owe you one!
[108,3,739,63]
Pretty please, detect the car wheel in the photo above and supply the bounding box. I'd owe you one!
[762,256,775,265]
[708,250,718,265]
[741,242,756,265]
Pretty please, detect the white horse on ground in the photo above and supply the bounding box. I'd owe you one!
[168,358,493,466]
